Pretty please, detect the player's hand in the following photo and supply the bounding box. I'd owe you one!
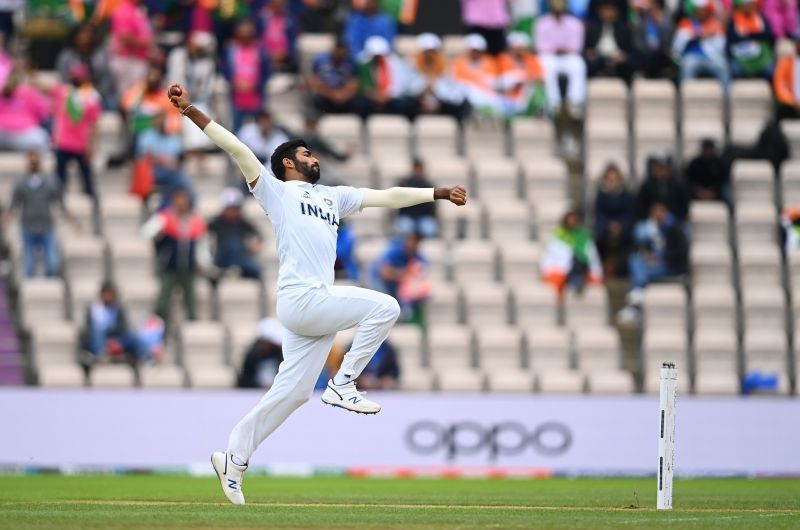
[167,84,191,111]
[447,186,467,206]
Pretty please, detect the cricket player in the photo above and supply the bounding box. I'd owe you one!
[167,85,467,505]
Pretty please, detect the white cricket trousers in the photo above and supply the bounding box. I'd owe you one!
[227,283,401,462]
[540,53,587,111]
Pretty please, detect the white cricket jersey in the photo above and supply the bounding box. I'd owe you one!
[250,166,364,291]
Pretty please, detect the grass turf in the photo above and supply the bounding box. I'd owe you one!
[0,475,798,529]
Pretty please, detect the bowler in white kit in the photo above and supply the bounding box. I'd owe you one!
[167,85,467,505]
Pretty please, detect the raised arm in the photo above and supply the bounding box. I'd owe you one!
[361,186,467,209]
[167,85,262,187]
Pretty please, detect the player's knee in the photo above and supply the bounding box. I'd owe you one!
[383,296,401,322]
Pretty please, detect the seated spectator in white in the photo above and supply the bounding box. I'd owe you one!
[584,0,637,85]
[594,162,635,238]
[82,281,145,362]
[683,139,731,207]
[136,111,191,209]
[672,0,730,91]
[371,232,431,324]
[630,202,688,289]
[535,0,587,116]
[541,211,603,296]
[345,0,397,59]
[208,188,263,280]
[355,339,399,390]
[0,63,50,154]
[726,0,775,79]
[356,36,421,119]
[167,31,218,156]
[636,154,690,222]
[56,25,116,110]
[450,34,506,118]
[497,32,546,117]
[412,33,471,122]
[238,318,284,389]
[394,158,439,238]
[3,152,80,277]
[308,39,359,115]
[633,0,676,79]
[774,39,800,120]
[238,110,290,164]
[258,0,299,73]
[52,63,102,201]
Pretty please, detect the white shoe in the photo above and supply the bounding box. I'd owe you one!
[321,379,381,414]
[211,451,247,505]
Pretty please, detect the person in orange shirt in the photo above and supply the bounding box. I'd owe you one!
[773,40,800,120]
[412,33,470,121]
[497,32,547,117]
[450,33,507,117]
[672,0,730,91]
[121,64,182,139]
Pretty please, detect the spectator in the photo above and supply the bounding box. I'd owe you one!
[540,210,603,295]
[593,162,635,238]
[461,0,511,55]
[52,63,102,201]
[141,187,211,323]
[584,0,637,85]
[412,33,470,122]
[108,0,154,101]
[636,155,690,221]
[56,25,116,110]
[497,31,546,117]
[121,64,182,138]
[782,205,800,253]
[684,138,731,207]
[308,40,359,115]
[0,65,50,154]
[336,219,360,281]
[259,0,299,73]
[136,111,191,208]
[356,338,399,390]
[762,0,797,40]
[632,0,675,79]
[395,158,439,238]
[344,0,397,60]
[3,152,80,278]
[167,31,218,157]
[238,318,284,389]
[628,202,688,291]
[208,187,263,280]
[238,110,290,164]
[672,0,730,91]
[371,232,430,322]
[356,36,420,120]
[535,0,587,117]
[223,19,271,132]
[451,34,505,118]
[82,281,144,362]
[775,40,800,120]
[595,217,632,279]
[727,0,775,79]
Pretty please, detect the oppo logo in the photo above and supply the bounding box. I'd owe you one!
[405,421,572,461]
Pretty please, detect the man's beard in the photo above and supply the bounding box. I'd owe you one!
[297,160,321,183]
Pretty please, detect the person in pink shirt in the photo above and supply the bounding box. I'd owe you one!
[762,0,798,39]
[535,0,587,116]
[461,0,512,55]
[224,20,271,132]
[0,64,50,154]
[109,0,154,101]
[260,0,299,73]
[52,63,102,200]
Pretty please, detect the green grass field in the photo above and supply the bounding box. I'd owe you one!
[0,475,798,529]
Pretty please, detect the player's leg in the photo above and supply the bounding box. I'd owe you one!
[213,330,335,505]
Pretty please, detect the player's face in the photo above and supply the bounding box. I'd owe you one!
[293,147,321,183]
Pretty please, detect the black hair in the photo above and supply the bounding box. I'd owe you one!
[100,280,116,294]
[256,110,272,121]
[270,138,309,181]
[701,138,716,150]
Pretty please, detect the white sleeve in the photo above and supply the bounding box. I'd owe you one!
[140,214,165,240]
[249,165,286,224]
[331,186,366,218]
[360,187,434,209]
[203,121,262,183]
